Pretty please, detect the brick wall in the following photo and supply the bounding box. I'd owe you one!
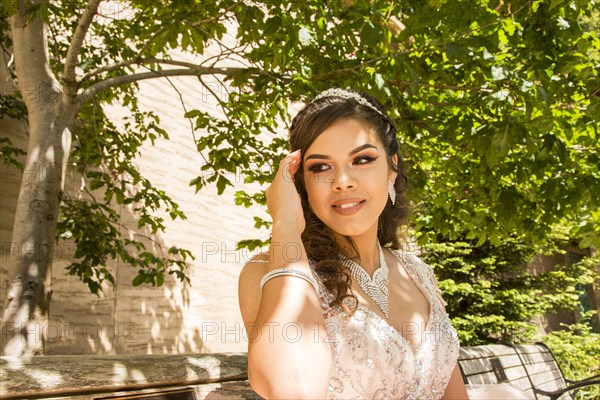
[1,28,273,354]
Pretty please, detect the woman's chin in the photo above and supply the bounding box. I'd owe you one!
[327,224,376,240]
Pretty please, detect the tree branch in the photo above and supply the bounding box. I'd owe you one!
[159,72,209,165]
[9,0,61,110]
[76,66,251,105]
[62,0,101,86]
[79,57,229,83]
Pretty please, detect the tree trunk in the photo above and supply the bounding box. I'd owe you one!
[1,2,76,356]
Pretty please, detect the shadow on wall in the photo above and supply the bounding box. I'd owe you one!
[0,115,205,355]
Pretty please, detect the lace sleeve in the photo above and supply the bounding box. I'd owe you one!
[409,253,448,309]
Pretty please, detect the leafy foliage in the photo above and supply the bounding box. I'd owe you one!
[423,237,599,400]
[543,315,600,400]
[190,0,599,251]
[420,234,598,345]
[55,92,194,292]
[1,0,598,293]
[0,136,26,170]
[0,94,27,169]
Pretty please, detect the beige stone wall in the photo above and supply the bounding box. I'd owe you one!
[1,27,273,355]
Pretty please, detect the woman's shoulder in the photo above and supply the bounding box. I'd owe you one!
[388,248,436,277]
[388,247,425,264]
[244,251,272,265]
[238,252,272,325]
[239,252,271,282]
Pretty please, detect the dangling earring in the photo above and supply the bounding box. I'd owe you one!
[388,180,396,205]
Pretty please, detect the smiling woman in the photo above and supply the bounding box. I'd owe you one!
[302,118,395,240]
[237,88,471,399]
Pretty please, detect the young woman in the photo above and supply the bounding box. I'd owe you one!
[238,88,470,399]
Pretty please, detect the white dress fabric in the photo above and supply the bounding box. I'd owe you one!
[311,249,460,400]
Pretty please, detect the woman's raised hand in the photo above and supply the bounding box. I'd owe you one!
[265,149,305,233]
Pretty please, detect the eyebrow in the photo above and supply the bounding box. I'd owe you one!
[305,144,378,161]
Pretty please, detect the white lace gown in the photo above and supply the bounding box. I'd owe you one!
[311,250,460,400]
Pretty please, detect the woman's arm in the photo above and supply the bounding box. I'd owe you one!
[238,150,332,399]
[442,363,470,400]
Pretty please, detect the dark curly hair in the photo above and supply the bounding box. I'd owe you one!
[288,88,409,312]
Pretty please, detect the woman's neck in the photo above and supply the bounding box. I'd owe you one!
[334,225,381,277]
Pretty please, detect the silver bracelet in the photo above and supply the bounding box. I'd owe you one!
[260,268,319,293]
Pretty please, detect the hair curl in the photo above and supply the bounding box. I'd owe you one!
[288,88,409,312]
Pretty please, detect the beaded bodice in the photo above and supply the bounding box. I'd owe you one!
[312,250,460,400]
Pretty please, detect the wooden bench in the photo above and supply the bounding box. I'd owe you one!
[0,353,261,400]
[458,342,600,400]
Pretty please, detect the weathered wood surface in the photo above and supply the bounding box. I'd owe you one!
[0,353,258,399]
[65,383,262,400]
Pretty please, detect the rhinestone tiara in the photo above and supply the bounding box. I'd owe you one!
[312,88,385,117]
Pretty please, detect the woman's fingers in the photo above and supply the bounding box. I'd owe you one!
[265,149,302,199]
[265,149,305,232]
[282,149,301,180]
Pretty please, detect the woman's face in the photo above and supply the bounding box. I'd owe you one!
[302,117,397,239]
